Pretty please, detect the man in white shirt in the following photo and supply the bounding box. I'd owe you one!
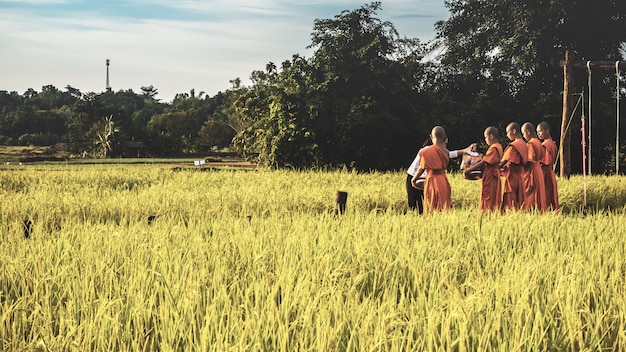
[406,141,476,213]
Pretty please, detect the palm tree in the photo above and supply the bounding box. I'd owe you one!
[95,115,118,158]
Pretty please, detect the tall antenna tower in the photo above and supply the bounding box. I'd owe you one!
[106,59,111,91]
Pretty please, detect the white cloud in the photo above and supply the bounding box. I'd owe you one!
[0,0,68,3]
[0,0,447,101]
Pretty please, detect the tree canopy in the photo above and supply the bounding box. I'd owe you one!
[0,1,624,172]
[433,0,626,172]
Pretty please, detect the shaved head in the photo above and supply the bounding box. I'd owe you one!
[505,122,521,141]
[537,121,550,131]
[507,122,520,133]
[536,121,552,140]
[485,126,498,136]
[431,126,446,140]
[522,122,535,133]
[522,122,537,138]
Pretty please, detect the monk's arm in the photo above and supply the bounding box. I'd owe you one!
[464,160,486,176]
[499,155,509,168]
[411,168,425,186]
[450,143,477,158]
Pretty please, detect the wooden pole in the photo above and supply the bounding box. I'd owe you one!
[335,191,348,215]
[617,62,621,175]
[560,50,573,178]
[554,55,626,176]
[23,219,33,239]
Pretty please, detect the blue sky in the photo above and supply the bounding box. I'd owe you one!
[0,0,448,102]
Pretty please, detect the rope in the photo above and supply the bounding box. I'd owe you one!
[617,61,621,175]
[587,61,592,174]
[581,103,587,206]
[560,93,583,145]
[556,93,583,173]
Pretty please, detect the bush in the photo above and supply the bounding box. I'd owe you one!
[17,133,60,146]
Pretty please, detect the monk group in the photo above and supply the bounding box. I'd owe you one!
[411,123,559,214]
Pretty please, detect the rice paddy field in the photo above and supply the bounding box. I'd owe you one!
[1,164,626,351]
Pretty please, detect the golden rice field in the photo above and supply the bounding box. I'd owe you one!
[1,164,626,351]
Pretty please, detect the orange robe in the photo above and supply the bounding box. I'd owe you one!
[524,138,547,211]
[419,145,451,212]
[541,138,559,210]
[501,139,527,211]
[480,143,503,211]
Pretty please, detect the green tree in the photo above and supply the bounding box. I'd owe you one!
[0,91,23,143]
[231,2,429,169]
[306,1,427,169]
[65,85,82,99]
[195,119,236,151]
[147,110,198,154]
[433,0,626,172]
[435,0,625,90]
[67,92,107,153]
[140,85,159,100]
[232,54,321,167]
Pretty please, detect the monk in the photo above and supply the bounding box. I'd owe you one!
[499,122,528,211]
[464,126,503,212]
[537,121,559,210]
[411,126,451,212]
[521,122,547,211]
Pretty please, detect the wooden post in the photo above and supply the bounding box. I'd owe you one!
[555,55,626,176]
[335,191,348,215]
[23,219,33,238]
[560,50,573,178]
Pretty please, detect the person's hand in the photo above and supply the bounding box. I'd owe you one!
[463,169,470,178]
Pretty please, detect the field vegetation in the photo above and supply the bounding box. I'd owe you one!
[1,165,625,350]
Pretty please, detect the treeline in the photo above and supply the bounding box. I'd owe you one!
[1,1,624,172]
[0,85,229,158]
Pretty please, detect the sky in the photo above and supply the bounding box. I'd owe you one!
[0,0,449,103]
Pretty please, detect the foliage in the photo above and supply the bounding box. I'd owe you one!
[95,115,119,158]
[233,2,428,169]
[232,55,320,167]
[433,0,626,172]
[304,2,427,169]
[195,119,236,150]
[0,1,624,172]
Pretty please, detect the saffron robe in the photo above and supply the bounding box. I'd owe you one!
[541,138,559,210]
[501,138,528,211]
[419,145,451,212]
[524,138,548,211]
[480,143,503,211]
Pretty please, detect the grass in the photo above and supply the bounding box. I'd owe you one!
[1,165,625,351]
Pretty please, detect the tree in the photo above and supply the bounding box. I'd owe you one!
[233,70,318,167]
[435,0,625,89]
[230,2,430,169]
[433,0,626,173]
[305,1,427,169]
[140,85,159,99]
[147,110,198,154]
[0,91,23,143]
[95,115,119,158]
[65,85,82,98]
[196,119,236,151]
[68,92,107,153]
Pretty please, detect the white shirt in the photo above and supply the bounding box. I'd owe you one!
[407,148,459,178]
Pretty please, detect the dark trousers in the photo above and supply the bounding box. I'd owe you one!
[406,174,424,214]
